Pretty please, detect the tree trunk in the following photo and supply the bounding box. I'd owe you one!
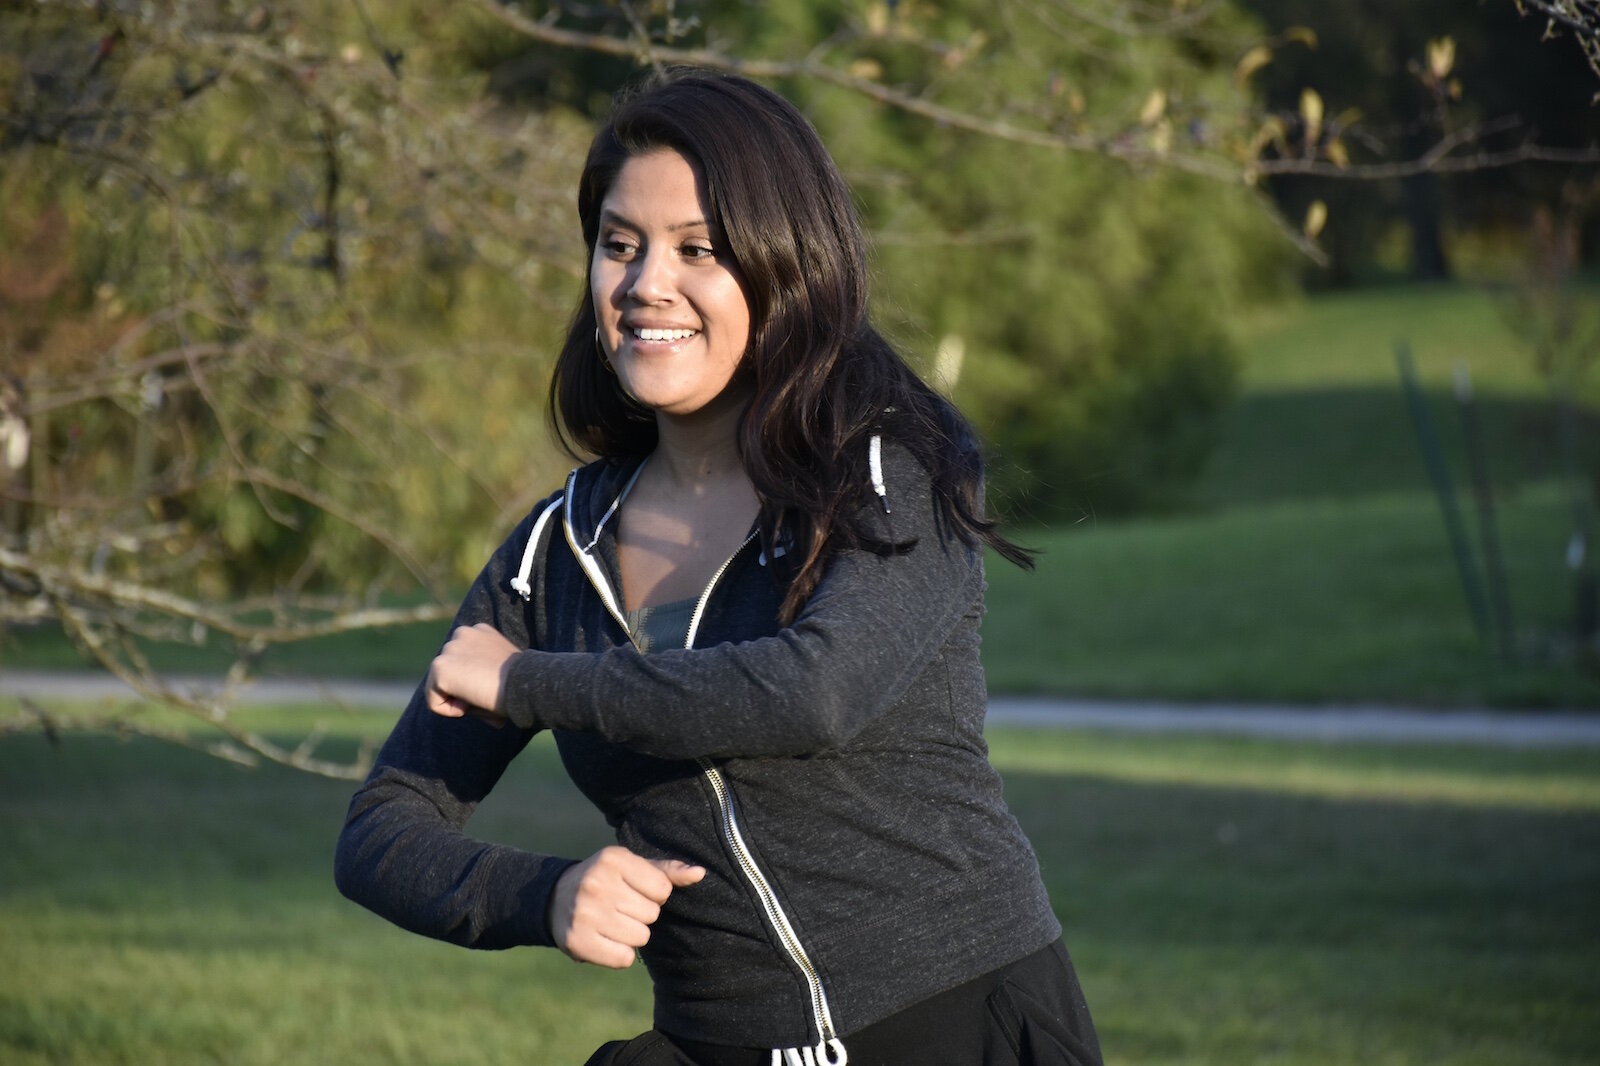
[1403,169,1451,281]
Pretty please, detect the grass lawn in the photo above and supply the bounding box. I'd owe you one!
[1,708,1596,1065]
[982,283,1600,707]
[983,483,1600,706]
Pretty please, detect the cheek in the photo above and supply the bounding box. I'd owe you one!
[717,282,753,348]
[590,259,622,313]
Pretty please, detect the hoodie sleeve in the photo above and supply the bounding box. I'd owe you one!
[499,442,987,760]
[334,492,578,950]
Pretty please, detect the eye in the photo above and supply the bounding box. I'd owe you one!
[600,234,638,259]
[680,242,716,261]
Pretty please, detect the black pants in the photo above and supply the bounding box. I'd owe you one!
[585,939,1103,1066]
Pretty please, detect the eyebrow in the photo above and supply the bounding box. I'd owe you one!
[599,208,713,234]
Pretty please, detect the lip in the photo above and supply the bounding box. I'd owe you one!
[623,320,700,334]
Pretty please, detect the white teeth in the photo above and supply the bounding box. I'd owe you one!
[633,327,697,342]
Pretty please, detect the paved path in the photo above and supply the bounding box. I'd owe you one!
[986,697,1600,748]
[5,669,1600,747]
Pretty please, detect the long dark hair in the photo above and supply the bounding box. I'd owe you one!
[550,69,1030,622]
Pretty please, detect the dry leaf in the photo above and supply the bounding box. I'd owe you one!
[1428,37,1455,81]
[1299,87,1324,144]
[1284,26,1318,49]
[1303,199,1328,240]
[1140,89,1167,126]
[1235,45,1272,88]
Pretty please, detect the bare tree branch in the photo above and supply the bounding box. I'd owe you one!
[1516,0,1600,84]
[2,546,451,642]
[51,606,376,780]
[466,0,1600,184]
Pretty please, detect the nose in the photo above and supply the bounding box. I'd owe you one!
[627,247,675,306]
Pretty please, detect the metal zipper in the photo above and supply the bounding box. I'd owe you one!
[686,535,843,1051]
[567,486,844,1053]
[697,758,841,1048]
[563,467,642,650]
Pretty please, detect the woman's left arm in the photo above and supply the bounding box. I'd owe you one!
[428,443,986,760]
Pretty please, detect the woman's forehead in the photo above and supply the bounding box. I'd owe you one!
[600,149,715,227]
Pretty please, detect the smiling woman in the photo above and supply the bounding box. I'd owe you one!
[591,149,753,425]
[335,70,1101,1066]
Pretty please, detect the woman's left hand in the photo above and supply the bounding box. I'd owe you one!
[426,623,518,726]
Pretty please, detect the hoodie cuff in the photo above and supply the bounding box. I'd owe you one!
[476,851,579,949]
[501,650,546,731]
[503,647,615,734]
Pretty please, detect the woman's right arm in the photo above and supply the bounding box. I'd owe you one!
[335,492,712,962]
[333,501,576,950]
[334,689,576,949]
[338,687,707,960]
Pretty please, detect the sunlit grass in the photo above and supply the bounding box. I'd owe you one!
[978,281,1600,708]
[987,728,1600,811]
[1232,282,1553,395]
[985,483,1600,707]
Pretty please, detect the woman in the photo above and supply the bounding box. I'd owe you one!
[335,69,1102,1066]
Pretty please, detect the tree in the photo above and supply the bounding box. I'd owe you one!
[1,0,590,776]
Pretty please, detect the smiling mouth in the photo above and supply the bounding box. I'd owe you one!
[632,327,699,342]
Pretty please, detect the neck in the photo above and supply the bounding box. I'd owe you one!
[650,388,750,490]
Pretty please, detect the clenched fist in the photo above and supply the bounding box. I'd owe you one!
[426,623,518,725]
[551,846,707,968]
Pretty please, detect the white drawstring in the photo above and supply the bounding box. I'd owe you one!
[508,495,564,601]
[868,434,889,514]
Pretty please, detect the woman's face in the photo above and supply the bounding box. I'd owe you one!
[591,148,753,422]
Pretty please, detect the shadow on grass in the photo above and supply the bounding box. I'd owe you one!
[1195,386,1599,510]
[1000,757,1600,1065]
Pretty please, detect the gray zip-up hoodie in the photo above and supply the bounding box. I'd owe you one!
[334,438,1062,1059]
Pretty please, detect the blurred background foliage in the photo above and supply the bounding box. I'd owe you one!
[1,0,1293,607]
[5,1,1595,572]
[1,0,596,612]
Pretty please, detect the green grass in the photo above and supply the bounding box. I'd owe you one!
[984,483,1600,706]
[980,283,1600,707]
[1227,283,1550,395]
[1196,283,1595,510]
[2,711,1597,1065]
[0,713,645,1066]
